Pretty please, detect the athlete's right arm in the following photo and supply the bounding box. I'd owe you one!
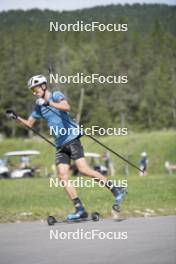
[17,116,36,128]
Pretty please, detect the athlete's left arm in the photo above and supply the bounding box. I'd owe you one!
[49,99,71,112]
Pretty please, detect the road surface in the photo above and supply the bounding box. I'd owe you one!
[0,216,175,264]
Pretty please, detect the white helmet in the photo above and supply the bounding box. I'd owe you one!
[141,152,147,157]
[28,75,47,89]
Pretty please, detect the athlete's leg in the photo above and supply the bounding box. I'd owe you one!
[70,138,126,212]
[57,163,77,199]
[57,163,87,219]
[75,157,126,210]
[75,157,107,183]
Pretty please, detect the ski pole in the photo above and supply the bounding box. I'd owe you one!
[46,106,143,173]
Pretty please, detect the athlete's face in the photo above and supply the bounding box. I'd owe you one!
[31,86,45,97]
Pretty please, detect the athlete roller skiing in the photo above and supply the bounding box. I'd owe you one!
[8,75,126,220]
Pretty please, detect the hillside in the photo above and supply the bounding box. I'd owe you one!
[0,4,176,136]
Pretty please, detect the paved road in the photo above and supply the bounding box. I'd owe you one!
[0,216,175,264]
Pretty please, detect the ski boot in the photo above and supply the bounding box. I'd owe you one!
[112,187,127,212]
[66,207,88,221]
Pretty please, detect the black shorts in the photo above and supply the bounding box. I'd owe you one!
[55,138,84,165]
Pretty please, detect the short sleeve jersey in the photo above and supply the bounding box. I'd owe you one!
[31,91,81,148]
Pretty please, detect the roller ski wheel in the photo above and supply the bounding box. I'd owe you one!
[112,204,121,212]
[91,212,100,221]
[47,215,57,226]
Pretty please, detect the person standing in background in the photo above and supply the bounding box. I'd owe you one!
[139,152,148,176]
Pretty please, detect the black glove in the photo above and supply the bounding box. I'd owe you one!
[36,98,49,107]
[6,109,18,120]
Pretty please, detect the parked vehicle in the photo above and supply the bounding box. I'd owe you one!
[0,150,40,179]
[0,158,9,178]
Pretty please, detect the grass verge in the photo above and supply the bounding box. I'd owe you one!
[0,173,175,223]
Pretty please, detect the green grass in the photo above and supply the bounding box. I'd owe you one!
[0,173,175,223]
[0,130,176,222]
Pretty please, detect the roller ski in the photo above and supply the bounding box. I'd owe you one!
[47,208,100,225]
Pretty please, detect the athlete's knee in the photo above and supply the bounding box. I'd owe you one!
[58,167,69,181]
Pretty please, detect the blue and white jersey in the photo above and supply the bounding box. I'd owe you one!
[31,91,81,148]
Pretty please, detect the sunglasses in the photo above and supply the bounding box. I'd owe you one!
[31,86,40,93]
